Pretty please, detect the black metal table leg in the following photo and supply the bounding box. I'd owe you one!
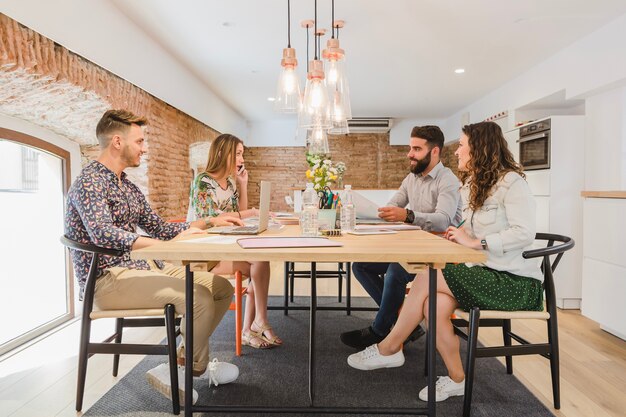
[309,262,317,405]
[184,265,194,417]
[284,261,290,315]
[346,262,352,316]
[427,266,437,417]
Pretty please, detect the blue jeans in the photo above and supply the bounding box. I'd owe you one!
[351,262,416,337]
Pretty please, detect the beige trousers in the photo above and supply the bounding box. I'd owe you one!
[93,261,232,372]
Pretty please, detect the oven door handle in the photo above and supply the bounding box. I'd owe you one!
[517,131,549,143]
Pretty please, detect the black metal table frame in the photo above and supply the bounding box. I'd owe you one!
[183,262,438,416]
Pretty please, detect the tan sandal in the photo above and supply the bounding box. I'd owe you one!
[252,321,283,346]
[242,330,272,349]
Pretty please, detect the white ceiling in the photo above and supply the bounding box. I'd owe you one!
[103,1,626,122]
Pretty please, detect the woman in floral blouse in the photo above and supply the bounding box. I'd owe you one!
[189,134,282,349]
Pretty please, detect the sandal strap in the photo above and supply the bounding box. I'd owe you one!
[253,321,273,331]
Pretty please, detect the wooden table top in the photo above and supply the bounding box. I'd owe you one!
[131,225,486,267]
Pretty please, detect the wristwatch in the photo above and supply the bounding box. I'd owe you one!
[404,209,415,224]
[203,217,214,229]
[480,239,488,250]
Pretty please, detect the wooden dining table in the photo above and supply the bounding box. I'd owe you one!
[132,225,486,416]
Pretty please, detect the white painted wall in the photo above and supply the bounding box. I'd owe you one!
[584,87,626,190]
[442,13,626,138]
[0,0,247,138]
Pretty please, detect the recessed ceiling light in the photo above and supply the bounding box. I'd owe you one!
[222,22,234,27]
[267,97,276,102]
[455,68,465,74]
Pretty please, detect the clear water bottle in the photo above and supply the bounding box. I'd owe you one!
[340,185,356,232]
[300,183,319,237]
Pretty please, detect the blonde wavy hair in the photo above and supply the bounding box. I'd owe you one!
[204,134,243,176]
[460,121,525,211]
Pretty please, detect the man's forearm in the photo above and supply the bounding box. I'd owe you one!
[131,235,163,250]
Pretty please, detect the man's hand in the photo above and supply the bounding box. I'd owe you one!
[210,215,244,227]
[378,206,407,222]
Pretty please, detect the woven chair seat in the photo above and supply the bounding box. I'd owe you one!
[90,308,180,320]
[453,307,550,321]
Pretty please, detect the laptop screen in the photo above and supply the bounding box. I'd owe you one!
[257,180,271,232]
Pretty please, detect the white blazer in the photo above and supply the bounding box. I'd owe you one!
[461,172,542,281]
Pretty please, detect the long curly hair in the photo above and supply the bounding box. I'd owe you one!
[460,121,525,210]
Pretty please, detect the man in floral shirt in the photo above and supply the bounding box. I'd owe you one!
[65,109,243,403]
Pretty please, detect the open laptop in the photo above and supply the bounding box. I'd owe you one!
[211,180,271,235]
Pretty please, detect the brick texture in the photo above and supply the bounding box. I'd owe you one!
[0,14,218,219]
[1,13,462,218]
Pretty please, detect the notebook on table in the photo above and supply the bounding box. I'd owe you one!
[209,180,271,235]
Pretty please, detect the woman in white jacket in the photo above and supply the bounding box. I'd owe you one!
[347,121,543,402]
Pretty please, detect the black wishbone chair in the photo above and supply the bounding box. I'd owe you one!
[61,236,182,414]
[450,233,574,417]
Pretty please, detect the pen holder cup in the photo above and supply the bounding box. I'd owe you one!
[318,209,337,231]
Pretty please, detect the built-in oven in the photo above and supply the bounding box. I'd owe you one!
[519,119,550,170]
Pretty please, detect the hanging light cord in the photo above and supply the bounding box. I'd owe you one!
[331,0,335,39]
[306,25,310,72]
[314,0,318,60]
[287,0,291,48]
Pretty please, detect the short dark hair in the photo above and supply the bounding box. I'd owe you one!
[96,109,147,148]
[410,125,445,151]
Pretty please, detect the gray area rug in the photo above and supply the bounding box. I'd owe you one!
[84,297,554,416]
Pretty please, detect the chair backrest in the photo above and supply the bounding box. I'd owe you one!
[60,236,123,319]
[522,233,574,315]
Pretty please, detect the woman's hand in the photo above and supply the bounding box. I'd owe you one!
[445,226,482,249]
[210,215,244,227]
[235,165,249,186]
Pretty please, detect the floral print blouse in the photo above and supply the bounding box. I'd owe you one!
[189,172,239,219]
[65,160,189,299]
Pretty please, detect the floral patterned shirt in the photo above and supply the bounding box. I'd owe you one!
[188,172,239,219]
[65,160,189,299]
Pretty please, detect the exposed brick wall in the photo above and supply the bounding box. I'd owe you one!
[0,14,218,219]
[244,133,411,211]
[441,140,461,179]
[1,13,463,218]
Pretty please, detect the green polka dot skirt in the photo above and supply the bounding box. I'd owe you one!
[442,263,544,312]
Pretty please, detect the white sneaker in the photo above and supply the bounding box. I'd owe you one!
[347,344,405,370]
[418,376,465,402]
[146,363,198,405]
[194,358,239,387]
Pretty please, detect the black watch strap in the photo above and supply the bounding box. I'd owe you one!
[404,209,415,224]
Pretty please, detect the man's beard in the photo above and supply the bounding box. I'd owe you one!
[410,150,431,175]
[121,145,140,168]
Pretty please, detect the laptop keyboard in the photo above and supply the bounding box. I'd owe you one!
[228,226,258,233]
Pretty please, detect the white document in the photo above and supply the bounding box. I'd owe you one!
[179,235,240,244]
[355,224,421,231]
[350,191,381,220]
[347,229,397,235]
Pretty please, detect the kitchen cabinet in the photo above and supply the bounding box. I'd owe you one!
[506,116,585,309]
[581,195,626,340]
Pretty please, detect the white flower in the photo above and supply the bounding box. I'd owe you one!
[314,177,321,182]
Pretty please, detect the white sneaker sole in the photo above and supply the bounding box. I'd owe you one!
[347,355,405,371]
[146,371,198,405]
[418,386,464,402]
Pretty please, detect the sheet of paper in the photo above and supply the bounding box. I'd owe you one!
[355,224,421,231]
[180,235,240,244]
[347,229,397,235]
[237,237,343,249]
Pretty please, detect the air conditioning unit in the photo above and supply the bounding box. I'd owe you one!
[346,117,393,133]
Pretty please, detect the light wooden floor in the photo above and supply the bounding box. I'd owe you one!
[1,262,624,417]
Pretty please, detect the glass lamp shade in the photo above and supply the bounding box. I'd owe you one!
[306,126,330,154]
[274,48,301,113]
[298,60,331,129]
[326,58,352,131]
